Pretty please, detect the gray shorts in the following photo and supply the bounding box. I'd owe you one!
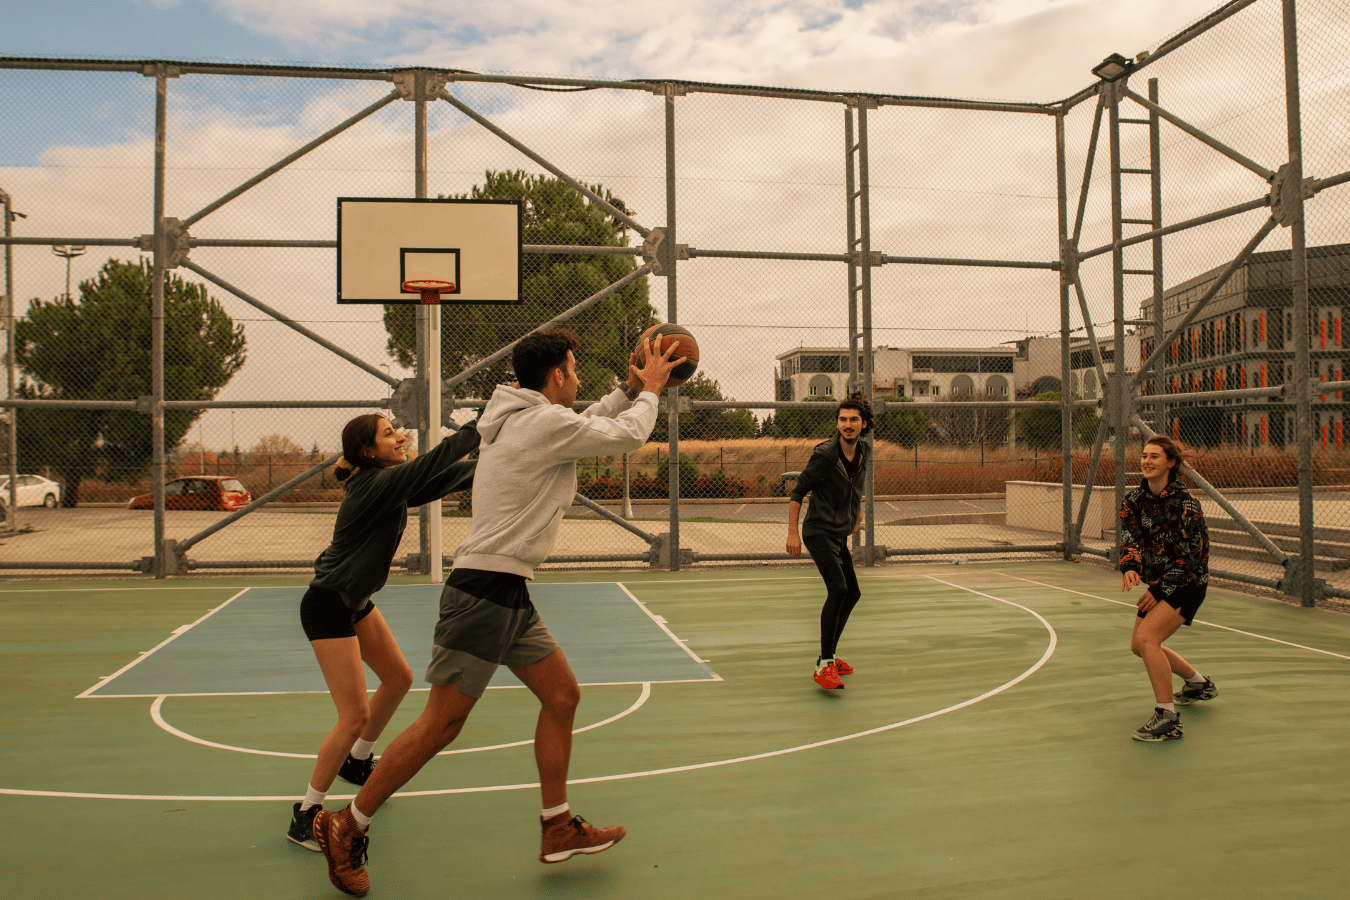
[424,569,559,698]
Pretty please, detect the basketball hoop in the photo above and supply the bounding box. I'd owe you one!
[401,279,456,304]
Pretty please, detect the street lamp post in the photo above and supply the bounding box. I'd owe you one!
[2,189,25,528]
[51,245,86,301]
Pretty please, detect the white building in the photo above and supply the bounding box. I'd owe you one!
[776,334,1140,404]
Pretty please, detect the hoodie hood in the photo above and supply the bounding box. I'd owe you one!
[477,385,549,445]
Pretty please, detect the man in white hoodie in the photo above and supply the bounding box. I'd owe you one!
[315,327,685,897]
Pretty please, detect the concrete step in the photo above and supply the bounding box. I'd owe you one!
[1206,525,1350,560]
[1208,541,1350,572]
[1205,516,1350,545]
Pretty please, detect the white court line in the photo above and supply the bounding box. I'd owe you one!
[0,578,1057,801]
[996,571,1350,662]
[148,683,653,759]
[617,581,723,671]
[75,588,251,699]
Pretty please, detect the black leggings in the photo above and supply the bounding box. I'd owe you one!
[804,534,862,659]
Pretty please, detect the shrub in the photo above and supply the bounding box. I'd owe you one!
[692,472,748,498]
[656,452,701,496]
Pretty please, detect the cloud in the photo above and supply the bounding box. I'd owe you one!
[205,0,1230,102]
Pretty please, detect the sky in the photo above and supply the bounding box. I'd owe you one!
[1,0,1338,455]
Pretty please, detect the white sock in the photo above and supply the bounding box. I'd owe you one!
[1157,702,1177,714]
[350,804,372,831]
[349,738,376,760]
[299,785,326,811]
[1184,672,1208,684]
[815,657,834,672]
[542,802,570,820]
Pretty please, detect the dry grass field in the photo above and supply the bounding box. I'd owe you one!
[70,441,1349,505]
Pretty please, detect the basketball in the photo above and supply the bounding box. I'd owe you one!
[637,323,700,388]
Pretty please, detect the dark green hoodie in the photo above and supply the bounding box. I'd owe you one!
[790,436,869,540]
[310,423,480,609]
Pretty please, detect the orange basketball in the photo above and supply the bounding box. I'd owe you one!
[637,323,700,388]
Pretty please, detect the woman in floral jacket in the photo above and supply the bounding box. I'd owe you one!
[1118,435,1217,742]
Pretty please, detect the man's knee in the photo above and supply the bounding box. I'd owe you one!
[542,679,581,715]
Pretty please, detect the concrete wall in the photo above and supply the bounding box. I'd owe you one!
[1005,480,1116,539]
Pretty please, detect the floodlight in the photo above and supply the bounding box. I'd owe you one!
[1092,53,1133,82]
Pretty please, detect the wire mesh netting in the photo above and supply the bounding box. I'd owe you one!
[0,0,1346,606]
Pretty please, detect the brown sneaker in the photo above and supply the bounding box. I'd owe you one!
[313,806,370,897]
[540,811,626,864]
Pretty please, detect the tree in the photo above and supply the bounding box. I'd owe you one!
[758,396,837,439]
[251,434,305,461]
[651,372,756,442]
[383,170,657,402]
[1019,392,1100,449]
[15,259,246,504]
[873,396,927,448]
[925,389,1011,448]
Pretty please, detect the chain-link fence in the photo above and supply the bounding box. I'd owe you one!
[1,0,1346,606]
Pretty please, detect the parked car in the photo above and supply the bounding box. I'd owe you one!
[0,474,62,508]
[127,476,252,511]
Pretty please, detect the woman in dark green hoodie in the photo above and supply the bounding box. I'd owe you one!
[286,414,479,851]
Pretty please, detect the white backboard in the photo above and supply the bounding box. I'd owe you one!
[337,198,521,304]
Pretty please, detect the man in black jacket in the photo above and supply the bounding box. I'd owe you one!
[786,393,872,690]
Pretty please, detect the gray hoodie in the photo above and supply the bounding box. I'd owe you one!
[452,384,658,577]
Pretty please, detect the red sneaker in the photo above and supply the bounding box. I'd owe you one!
[834,657,853,676]
[813,661,844,690]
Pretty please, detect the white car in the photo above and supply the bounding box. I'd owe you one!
[0,474,62,508]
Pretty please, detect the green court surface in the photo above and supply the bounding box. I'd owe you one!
[3,561,1348,900]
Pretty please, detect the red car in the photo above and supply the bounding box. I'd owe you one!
[127,476,252,511]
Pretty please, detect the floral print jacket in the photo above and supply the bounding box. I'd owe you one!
[1118,478,1209,598]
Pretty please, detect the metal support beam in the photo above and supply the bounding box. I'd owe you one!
[176,454,341,553]
[1148,78,1167,437]
[664,85,681,572]
[1,187,17,527]
[438,88,650,239]
[1282,0,1316,608]
[414,72,441,582]
[182,260,399,386]
[181,90,401,229]
[442,263,654,390]
[856,98,876,565]
[1108,80,1128,563]
[1055,111,1074,557]
[1122,86,1275,181]
[150,65,169,577]
[1129,218,1278,389]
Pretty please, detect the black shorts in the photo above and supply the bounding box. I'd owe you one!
[1137,582,1207,626]
[300,585,376,641]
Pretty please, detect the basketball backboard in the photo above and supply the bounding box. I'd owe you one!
[337,198,521,304]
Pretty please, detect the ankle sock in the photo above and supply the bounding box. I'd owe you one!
[542,802,570,820]
[815,657,834,672]
[1158,703,1177,714]
[1184,672,1208,684]
[300,785,326,811]
[350,804,372,831]
[349,738,376,760]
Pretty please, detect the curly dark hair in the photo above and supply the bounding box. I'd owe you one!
[836,392,873,437]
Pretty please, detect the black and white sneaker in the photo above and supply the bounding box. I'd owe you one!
[338,753,375,786]
[1174,677,1218,706]
[1131,707,1183,742]
[286,802,322,851]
